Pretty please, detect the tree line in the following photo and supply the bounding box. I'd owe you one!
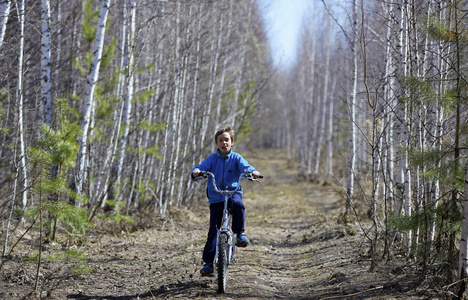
[256,0,468,296]
[0,0,271,254]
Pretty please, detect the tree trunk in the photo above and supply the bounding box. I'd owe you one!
[0,0,11,52]
[17,0,28,208]
[41,0,52,126]
[307,27,317,179]
[346,0,358,215]
[177,3,204,206]
[116,0,136,203]
[200,1,224,155]
[53,0,62,99]
[215,0,233,128]
[76,0,111,198]
[327,76,336,177]
[231,1,251,130]
[313,14,332,177]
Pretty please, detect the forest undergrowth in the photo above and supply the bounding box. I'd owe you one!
[0,149,445,299]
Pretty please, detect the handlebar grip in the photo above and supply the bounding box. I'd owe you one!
[259,174,264,179]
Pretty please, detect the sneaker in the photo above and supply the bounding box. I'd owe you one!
[200,263,214,277]
[236,233,250,247]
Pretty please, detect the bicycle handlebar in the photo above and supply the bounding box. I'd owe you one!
[198,170,263,194]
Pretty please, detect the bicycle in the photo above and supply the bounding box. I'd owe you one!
[199,170,262,293]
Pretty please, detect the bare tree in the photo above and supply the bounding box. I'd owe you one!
[17,0,28,208]
[0,0,10,52]
[41,0,52,126]
[76,0,111,199]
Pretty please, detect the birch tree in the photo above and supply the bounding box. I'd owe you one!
[230,1,251,130]
[0,0,271,222]
[41,0,52,126]
[306,22,317,178]
[215,0,233,128]
[313,14,332,177]
[76,0,111,199]
[115,0,136,203]
[346,0,358,214]
[0,0,10,52]
[17,0,28,208]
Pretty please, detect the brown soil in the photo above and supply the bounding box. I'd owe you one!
[0,150,442,299]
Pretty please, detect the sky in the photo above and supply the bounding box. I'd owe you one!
[256,0,311,70]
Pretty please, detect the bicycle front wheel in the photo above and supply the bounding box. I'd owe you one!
[217,233,229,293]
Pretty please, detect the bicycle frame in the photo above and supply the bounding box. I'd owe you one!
[202,171,246,267]
[202,171,252,264]
[215,193,235,267]
[199,170,261,292]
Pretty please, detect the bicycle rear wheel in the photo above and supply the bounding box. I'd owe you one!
[217,233,229,293]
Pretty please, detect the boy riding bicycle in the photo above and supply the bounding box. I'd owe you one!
[191,126,261,276]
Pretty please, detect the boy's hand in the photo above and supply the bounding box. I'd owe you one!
[252,171,261,179]
[192,170,200,178]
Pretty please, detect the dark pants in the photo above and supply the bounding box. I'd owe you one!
[202,193,245,264]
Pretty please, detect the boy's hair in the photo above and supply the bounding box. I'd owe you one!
[215,126,235,143]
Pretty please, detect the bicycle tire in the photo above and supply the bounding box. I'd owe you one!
[217,233,229,293]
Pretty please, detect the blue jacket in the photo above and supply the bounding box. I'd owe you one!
[191,149,257,203]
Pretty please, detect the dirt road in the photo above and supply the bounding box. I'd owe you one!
[1,150,436,299]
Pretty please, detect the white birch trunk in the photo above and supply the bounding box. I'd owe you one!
[76,0,111,197]
[0,0,10,52]
[53,0,61,98]
[17,0,28,208]
[380,1,395,215]
[41,0,52,126]
[154,80,169,215]
[430,1,448,243]
[145,59,163,184]
[90,99,124,212]
[116,0,129,108]
[116,0,135,203]
[215,0,233,128]
[178,3,204,206]
[313,15,331,176]
[171,6,191,204]
[306,25,317,177]
[165,0,184,210]
[106,0,128,204]
[401,0,414,250]
[327,76,336,177]
[381,0,392,212]
[230,2,251,129]
[200,2,223,155]
[158,0,182,215]
[346,0,358,213]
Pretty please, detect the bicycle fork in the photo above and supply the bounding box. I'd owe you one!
[215,231,234,264]
[215,213,235,266]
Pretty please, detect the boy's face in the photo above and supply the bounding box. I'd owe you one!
[216,132,233,156]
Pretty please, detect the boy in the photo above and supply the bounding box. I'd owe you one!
[191,126,261,276]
